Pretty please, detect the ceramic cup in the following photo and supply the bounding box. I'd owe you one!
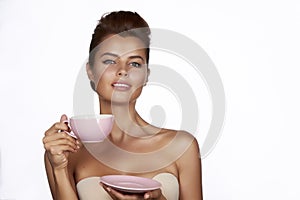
[64,114,114,142]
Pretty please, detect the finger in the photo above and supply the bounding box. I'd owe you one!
[60,114,68,122]
[45,137,78,151]
[106,188,127,199]
[101,185,118,200]
[76,139,82,147]
[46,142,78,154]
[109,188,143,200]
[44,140,79,153]
[144,189,162,199]
[61,115,72,132]
[101,184,111,193]
[43,132,77,145]
[45,143,78,154]
[45,122,70,136]
[43,133,79,149]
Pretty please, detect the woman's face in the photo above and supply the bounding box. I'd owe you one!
[87,34,149,104]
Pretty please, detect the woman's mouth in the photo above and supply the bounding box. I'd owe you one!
[112,82,131,91]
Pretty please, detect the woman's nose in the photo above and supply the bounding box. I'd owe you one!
[116,65,128,77]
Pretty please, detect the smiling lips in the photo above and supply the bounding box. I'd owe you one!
[112,82,131,91]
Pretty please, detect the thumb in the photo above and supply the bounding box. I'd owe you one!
[60,114,68,122]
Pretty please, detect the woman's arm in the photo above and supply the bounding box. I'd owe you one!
[177,136,203,200]
[45,154,78,200]
[43,115,80,200]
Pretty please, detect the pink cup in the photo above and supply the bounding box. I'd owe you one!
[64,114,114,142]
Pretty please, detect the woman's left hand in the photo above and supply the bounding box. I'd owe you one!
[101,183,166,200]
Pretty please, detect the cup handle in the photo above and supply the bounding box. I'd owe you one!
[62,120,77,139]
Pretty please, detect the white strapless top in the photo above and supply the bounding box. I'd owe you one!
[76,173,179,200]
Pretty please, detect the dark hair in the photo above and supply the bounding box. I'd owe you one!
[89,11,151,65]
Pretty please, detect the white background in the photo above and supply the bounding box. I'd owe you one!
[1,0,300,199]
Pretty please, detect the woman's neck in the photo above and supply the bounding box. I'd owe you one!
[99,99,138,121]
[99,99,158,139]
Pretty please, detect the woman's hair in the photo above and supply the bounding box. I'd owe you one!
[89,11,151,65]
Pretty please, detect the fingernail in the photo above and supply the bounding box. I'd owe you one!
[144,194,150,199]
[107,187,111,192]
[77,145,80,149]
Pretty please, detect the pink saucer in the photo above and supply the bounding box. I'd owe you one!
[99,175,161,193]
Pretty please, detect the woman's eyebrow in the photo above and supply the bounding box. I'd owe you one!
[100,53,145,62]
[128,55,145,62]
[100,52,119,58]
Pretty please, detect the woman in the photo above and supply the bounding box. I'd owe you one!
[43,11,203,200]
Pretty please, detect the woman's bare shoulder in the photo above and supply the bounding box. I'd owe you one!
[157,128,198,155]
[174,131,200,166]
[158,128,196,143]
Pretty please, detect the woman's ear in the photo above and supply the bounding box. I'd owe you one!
[86,62,96,91]
[86,62,94,81]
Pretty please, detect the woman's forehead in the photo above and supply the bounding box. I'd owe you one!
[96,34,146,57]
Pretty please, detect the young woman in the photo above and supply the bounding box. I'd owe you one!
[43,11,203,200]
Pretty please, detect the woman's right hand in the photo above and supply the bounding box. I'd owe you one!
[43,114,80,170]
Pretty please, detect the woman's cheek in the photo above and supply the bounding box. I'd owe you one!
[130,70,148,86]
[93,62,110,76]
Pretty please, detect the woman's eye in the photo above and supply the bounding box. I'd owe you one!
[102,60,115,65]
[129,62,142,68]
